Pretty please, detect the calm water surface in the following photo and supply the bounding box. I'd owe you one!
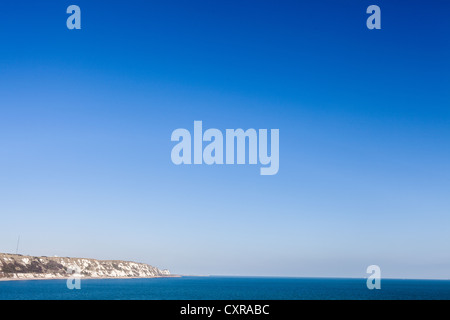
[0,277,449,300]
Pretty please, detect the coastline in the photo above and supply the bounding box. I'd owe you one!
[0,253,173,282]
[0,275,181,282]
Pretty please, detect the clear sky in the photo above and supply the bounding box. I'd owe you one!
[0,1,449,279]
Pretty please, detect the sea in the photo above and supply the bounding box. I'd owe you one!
[0,276,449,300]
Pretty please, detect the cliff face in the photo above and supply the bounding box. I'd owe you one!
[0,253,170,280]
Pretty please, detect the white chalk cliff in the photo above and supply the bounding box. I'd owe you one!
[0,253,170,279]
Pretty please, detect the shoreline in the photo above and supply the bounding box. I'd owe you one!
[1,275,448,283]
[0,275,181,282]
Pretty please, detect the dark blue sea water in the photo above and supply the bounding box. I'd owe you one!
[0,277,449,300]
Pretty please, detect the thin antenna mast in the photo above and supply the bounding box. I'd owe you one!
[15,236,20,254]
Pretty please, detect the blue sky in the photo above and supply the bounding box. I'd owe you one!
[0,1,449,279]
